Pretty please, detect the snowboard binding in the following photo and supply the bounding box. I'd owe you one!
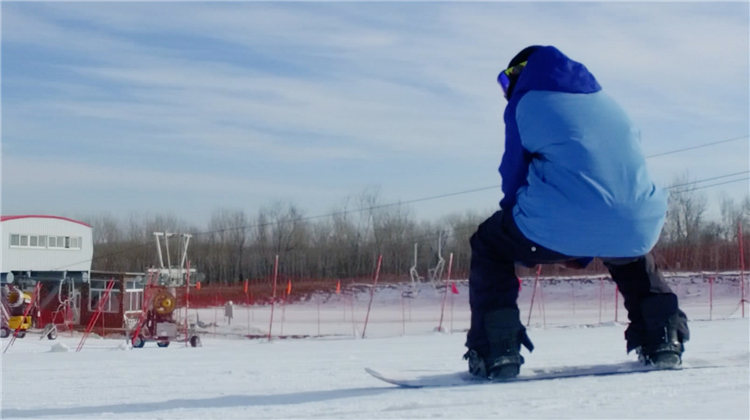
[628,294,688,369]
[466,307,534,380]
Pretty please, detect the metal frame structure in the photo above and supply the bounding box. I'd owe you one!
[128,232,202,348]
[149,232,198,287]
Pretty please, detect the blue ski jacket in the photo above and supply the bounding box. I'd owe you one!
[499,46,667,258]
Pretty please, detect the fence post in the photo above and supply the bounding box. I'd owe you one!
[361,255,383,339]
[526,266,541,327]
[280,285,287,337]
[709,276,714,321]
[538,266,546,328]
[184,261,190,346]
[437,253,454,332]
[350,287,356,338]
[599,278,604,324]
[739,222,746,318]
[267,255,279,341]
[76,279,115,353]
[245,280,252,336]
[401,292,406,336]
[614,285,619,323]
[571,281,576,315]
[449,281,455,334]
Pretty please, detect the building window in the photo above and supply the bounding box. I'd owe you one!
[8,233,83,249]
[125,291,143,312]
[124,280,144,313]
[89,281,120,313]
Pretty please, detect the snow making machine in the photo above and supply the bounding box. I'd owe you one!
[128,232,202,348]
[1,283,57,340]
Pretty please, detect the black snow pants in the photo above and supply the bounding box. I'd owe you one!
[465,210,689,353]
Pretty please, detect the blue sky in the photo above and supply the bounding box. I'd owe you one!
[2,2,748,225]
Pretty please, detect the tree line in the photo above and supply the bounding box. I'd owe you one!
[84,180,750,284]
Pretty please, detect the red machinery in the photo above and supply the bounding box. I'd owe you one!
[129,232,201,348]
[130,286,199,348]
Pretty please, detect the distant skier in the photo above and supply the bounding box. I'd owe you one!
[465,46,689,380]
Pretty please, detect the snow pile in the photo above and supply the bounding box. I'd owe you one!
[49,343,69,353]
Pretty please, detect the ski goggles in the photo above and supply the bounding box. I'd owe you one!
[497,61,527,97]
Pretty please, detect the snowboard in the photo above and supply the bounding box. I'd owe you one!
[365,360,720,388]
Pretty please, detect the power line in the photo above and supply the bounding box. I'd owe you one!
[187,136,745,237]
[646,135,749,159]
[49,135,750,271]
[194,184,504,238]
[59,168,746,272]
[412,177,750,244]
[667,171,750,190]
[670,177,749,194]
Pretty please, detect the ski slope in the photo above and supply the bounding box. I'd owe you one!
[2,317,748,419]
[175,273,747,340]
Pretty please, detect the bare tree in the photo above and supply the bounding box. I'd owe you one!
[664,172,708,246]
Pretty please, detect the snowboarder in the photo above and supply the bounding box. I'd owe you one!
[464,46,689,380]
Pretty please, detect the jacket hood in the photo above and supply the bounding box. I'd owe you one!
[512,46,601,97]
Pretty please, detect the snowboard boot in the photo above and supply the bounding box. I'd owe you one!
[482,307,534,380]
[463,348,487,378]
[628,294,689,368]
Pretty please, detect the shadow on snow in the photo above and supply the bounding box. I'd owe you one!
[1,387,395,418]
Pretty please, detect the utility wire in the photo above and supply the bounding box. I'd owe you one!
[670,177,749,194]
[193,184,504,238]
[646,135,748,158]
[50,135,750,271]
[184,134,750,238]
[667,171,750,190]
[62,168,746,272]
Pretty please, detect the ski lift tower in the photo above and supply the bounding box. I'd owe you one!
[149,232,197,287]
[427,233,446,292]
[404,243,425,298]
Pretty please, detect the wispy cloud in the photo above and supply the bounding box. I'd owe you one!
[2,2,748,223]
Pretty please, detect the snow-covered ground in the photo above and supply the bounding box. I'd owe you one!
[2,275,748,419]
